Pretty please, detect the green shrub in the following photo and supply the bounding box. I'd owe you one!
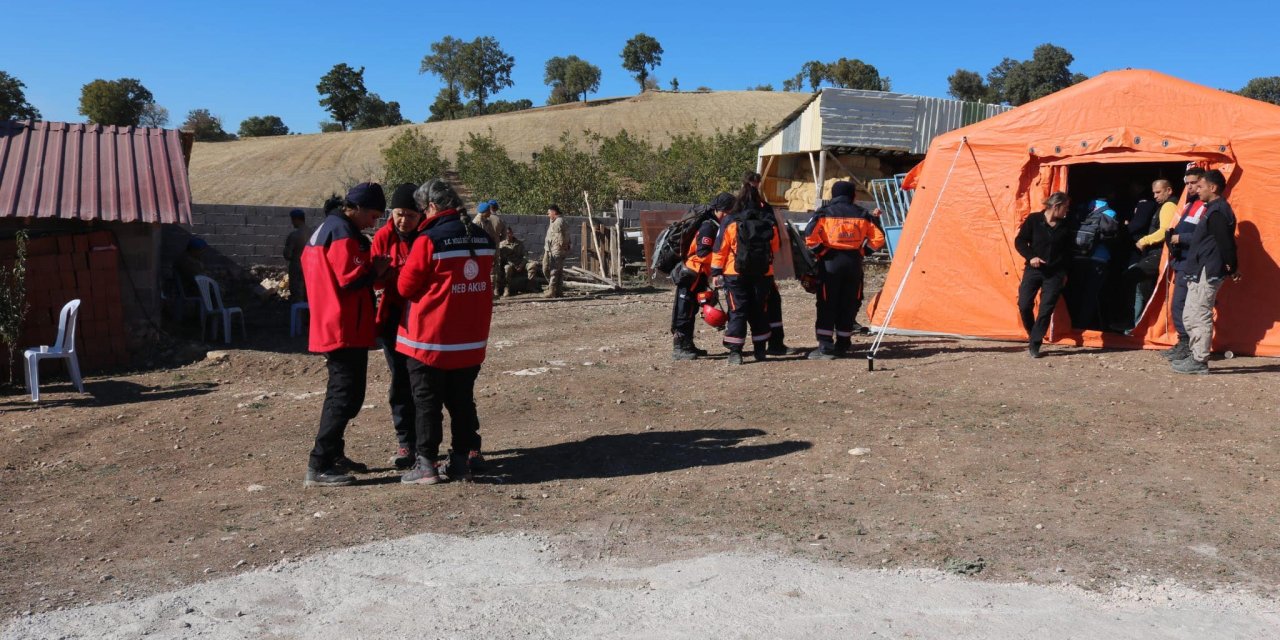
[381,129,450,187]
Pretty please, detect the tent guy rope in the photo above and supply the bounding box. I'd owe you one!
[868,137,969,371]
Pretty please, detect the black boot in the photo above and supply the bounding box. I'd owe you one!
[686,338,708,357]
[753,345,769,362]
[726,350,744,365]
[672,336,699,361]
[834,337,852,357]
[1162,336,1190,361]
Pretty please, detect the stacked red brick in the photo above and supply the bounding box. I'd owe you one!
[0,231,126,378]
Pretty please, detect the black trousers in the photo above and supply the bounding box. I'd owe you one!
[670,272,706,339]
[379,323,416,450]
[1170,271,1189,339]
[309,347,368,471]
[407,360,482,460]
[1018,268,1066,346]
[814,251,863,350]
[765,277,786,346]
[723,275,772,352]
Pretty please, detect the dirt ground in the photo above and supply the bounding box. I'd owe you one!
[3,277,1279,620]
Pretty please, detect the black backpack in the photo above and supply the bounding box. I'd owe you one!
[651,205,713,275]
[1075,202,1120,254]
[734,209,775,276]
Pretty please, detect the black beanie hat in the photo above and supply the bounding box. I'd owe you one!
[831,181,855,199]
[346,182,386,211]
[389,183,420,212]
[711,192,735,212]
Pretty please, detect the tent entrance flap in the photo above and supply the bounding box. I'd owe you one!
[1055,160,1189,336]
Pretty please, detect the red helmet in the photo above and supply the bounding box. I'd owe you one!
[701,304,727,330]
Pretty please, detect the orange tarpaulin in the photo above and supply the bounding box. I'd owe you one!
[868,70,1280,357]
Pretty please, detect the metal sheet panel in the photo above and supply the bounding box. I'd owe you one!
[0,120,192,224]
[819,89,919,152]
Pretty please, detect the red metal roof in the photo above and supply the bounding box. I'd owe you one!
[0,120,192,224]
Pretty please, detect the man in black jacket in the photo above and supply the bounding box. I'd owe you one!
[1015,192,1075,358]
[1173,169,1239,374]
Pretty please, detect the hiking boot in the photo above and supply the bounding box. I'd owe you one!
[753,347,768,362]
[1172,357,1209,375]
[467,450,486,473]
[401,455,445,485]
[851,322,871,336]
[445,452,474,482]
[304,467,354,488]
[686,340,709,357]
[332,455,369,474]
[807,349,837,361]
[834,339,852,357]
[1029,342,1043,359]
[1162,338,1190,361]
[726,351,744,366]
[672,336,698,361]
[390,447,414,470]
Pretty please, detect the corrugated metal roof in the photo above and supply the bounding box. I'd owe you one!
[758,89,1013,157]
[0,120,192,224]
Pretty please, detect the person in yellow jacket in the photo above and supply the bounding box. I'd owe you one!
[1126,179,1180,324]
[711,184,781,365]
[803,181,885,359]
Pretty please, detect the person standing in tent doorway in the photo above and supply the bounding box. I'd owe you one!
[803,180,885,359]
[1162,166,1207,361]
[1126,179,1179,326]
[1015,192,1076,358]
[712,180,781,365]
[1172,169,1239,375]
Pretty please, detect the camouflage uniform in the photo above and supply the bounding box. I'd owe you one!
[499,236,532,295]
[543,216,570,298]
[473,212,508,295]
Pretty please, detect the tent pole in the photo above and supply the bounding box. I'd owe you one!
[868,137,969,371]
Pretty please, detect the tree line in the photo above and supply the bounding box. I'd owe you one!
[4,40,1279,139]
[376,125,760,216]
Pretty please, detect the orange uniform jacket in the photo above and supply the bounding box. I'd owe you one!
[711,212,781,276]
[803,200,886,257]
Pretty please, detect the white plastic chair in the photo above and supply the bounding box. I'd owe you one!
[194,275,246,344]
[24,299,85,403]
[289,302,309,337]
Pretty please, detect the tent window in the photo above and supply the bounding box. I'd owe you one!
[1059,161,1188,333]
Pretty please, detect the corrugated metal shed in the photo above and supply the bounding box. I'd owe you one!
[758,88,1011,157]
[0,120,192,224]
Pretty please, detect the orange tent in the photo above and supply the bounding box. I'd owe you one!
[867,70,1280,357]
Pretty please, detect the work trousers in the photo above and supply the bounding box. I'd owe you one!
[722,275,772,352]
[1183,269,1225,363]
[288,262,306,303]
[765,277,786,346]
[309,347,368,471]
[814,251,863,351]
[544,254,566,297]
[407,360,482,461]
[1017,268,1066,346]
[670,272,706,339]
[1170,271,1189,339]
[379,322,416,451]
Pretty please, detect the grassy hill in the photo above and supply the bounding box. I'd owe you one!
[188,91,810,207]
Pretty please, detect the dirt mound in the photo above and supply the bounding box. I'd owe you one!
[189,91,809,207]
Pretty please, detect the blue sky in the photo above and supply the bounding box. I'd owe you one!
[3,0,1276,134]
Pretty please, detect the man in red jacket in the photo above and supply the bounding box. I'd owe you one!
[301,183,391,487]
[396,179,496,484]
[372,184,424,469]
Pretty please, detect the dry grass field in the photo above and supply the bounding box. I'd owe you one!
[189,91,809,207]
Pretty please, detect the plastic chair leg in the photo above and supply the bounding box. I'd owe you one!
[223,311,232,345]
[67,355,85,393]
[25,353,38,402]
[237,313,246,341]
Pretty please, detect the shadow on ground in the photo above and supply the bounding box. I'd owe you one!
[0,379,217,410]
[477,428,810,485]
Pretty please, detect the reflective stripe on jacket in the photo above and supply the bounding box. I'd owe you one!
[301,212,377,353]
[395,209,496,369]
[803,196,886,257]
